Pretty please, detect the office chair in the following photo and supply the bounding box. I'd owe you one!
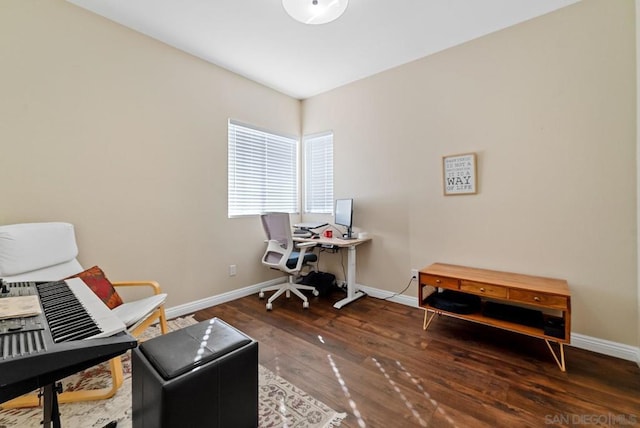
[0,222,169,408]
[258,212,319,310]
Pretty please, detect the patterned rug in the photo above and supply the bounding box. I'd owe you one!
[0,317,346,428]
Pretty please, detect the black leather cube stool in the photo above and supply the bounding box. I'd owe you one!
[132,318,258,428]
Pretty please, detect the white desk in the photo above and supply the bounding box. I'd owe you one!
[293,235,371,309]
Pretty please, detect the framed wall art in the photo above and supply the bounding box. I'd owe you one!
[442,152,477,195]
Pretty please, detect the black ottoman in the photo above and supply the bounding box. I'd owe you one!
[132,318,258,428]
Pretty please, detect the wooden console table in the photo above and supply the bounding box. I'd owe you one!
[418,263,571,371]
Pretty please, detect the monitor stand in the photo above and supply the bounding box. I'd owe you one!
[342,227,356,240]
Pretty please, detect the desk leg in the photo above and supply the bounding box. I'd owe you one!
[333,245,366,309]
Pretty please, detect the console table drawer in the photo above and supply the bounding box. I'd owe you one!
[460,280,507,298]
[420,274,458,290]
[509,289,568,309]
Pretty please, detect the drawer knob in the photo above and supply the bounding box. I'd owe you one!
[436,279,441,284]
[533,296,541,302]
[480,288,486,292]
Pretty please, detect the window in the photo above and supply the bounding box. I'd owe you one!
[228,120,298,217]
[304,132,333,213]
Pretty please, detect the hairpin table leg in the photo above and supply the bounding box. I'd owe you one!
[423,310,439,330]
[545,340,566,372]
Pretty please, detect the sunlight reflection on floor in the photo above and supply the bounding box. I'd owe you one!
[317,333,457,427]
[372,357,428,427]
[327,353,367,428]
[394,359,458,428]
[271,356,291,427]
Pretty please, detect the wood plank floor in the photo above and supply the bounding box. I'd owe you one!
[194,289,640,428]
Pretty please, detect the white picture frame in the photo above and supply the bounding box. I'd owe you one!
[443,153,477,195]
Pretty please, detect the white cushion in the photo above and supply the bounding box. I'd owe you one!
[112,293,167,329]
[0,222,79,277]
[1,259,83,282]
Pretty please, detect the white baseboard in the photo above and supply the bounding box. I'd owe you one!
[570,333,640,365]
[165,279,640,366]
[164,277,286,320]
[359,284,419,308]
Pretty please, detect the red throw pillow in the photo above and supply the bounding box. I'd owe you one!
[66,266,123,309]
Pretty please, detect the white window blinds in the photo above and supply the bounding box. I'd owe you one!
[228,120,298,217]
[304,132,334,214]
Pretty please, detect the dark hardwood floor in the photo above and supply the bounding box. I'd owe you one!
[194,289,640,428]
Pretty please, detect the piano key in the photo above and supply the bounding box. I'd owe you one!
[34,279,125,341]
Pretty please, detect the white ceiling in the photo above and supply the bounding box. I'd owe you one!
[66,0,580,100]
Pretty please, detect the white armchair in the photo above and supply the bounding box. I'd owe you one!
[0,222,168,408]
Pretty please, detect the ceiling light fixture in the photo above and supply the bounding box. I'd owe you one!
[282,0,349,25]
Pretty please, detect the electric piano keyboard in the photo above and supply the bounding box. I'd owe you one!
[0,278,137,404]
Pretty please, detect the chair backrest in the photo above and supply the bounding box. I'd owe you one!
[260,213,295,272]
[0,222,83,282]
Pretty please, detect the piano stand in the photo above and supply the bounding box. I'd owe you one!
[38,383,118,428]
[40,383,62,428]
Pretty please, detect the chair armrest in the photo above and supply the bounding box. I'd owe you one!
[112,280,163,295]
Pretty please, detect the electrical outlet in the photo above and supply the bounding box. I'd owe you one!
[229,264,237,276]
[411,269,419,279]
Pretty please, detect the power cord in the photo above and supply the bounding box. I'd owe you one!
[382,275,415,300]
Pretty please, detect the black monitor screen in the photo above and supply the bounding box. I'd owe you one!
[334,198,353,234]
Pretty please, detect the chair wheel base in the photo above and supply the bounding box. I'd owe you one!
[266,303,273,310]
[312,289,319,297]
[259,291,265,299]
[303,301,309,309]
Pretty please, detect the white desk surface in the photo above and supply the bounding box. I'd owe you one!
[293,235,371,247]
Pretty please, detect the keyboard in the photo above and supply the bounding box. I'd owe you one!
[0,279,135,403]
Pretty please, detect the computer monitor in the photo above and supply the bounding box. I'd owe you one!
[334,198,354,239]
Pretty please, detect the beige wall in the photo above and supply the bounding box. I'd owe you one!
[637,0,640,354]
[303,0,638,345]
[1,0,300,306]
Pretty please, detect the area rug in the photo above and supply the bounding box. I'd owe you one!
[0,317,346,428]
